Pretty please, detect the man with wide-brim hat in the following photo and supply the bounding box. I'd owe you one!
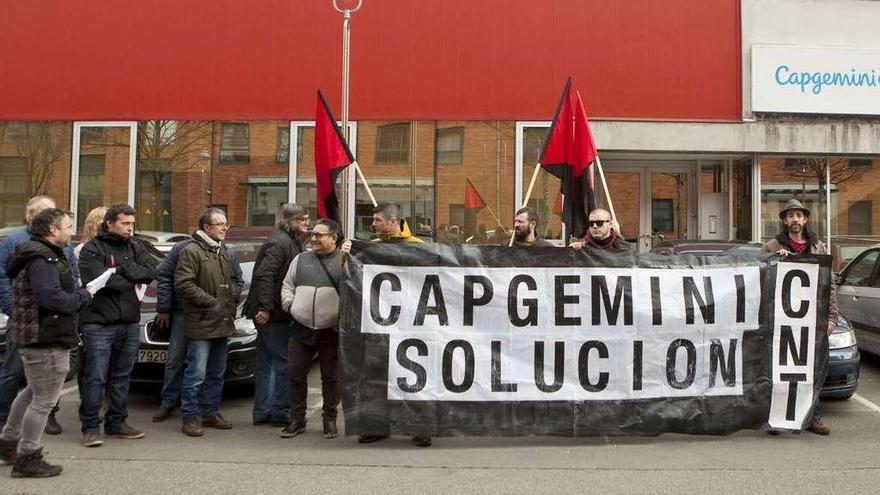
[762,197,837,436]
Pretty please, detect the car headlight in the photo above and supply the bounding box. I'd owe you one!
[829,327,857,350]
[229,316,257,344]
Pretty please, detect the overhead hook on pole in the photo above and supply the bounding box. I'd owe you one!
[332,0,363,16]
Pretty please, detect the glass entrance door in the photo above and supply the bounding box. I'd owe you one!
[599,164,696,252]
[71,123,137,230]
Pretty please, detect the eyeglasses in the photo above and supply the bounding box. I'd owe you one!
[208,223,228,229]
[588,220,609,227]
[310,231,333,239]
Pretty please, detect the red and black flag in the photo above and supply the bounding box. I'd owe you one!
[314,90,355,221]
[538,77,597,239]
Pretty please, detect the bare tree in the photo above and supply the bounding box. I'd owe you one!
[4,123,64,197]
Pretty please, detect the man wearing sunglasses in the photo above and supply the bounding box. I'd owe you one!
[569,208,630,252]
[279,219,343,440]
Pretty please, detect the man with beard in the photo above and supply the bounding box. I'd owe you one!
[0,209,92,477]
[511,207,553,247]
[762,198,836,436]
[569,208,630,252]
[341,203,430,447]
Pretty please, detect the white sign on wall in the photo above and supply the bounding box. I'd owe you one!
[752,45,880,115]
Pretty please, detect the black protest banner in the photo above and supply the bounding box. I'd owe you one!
[338,243,831,437]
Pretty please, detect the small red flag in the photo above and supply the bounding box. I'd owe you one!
[314,90,355,221]
[464,178,487,209]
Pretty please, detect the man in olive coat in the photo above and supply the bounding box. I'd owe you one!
[174,208,242,437]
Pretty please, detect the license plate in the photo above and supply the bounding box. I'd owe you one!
[138,349,168,363]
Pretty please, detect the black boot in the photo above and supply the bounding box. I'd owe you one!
[0,437,17,464]
[11,448,63,478]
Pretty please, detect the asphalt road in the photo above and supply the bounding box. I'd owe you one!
[6,355,880,495]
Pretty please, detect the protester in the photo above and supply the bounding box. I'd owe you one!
[174,209,242,437]
[243,203,308,426]
[151,230,244,423]
[0,209,92,477]
[511,207,553,247]
[342,203,430,447]
[569,208,629,252]
[0,195,76,436]
[279,218,343,439]
[73,206,108,260]
[762,198,836,436]
[78,203,155,447]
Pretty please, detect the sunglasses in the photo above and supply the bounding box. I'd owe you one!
[588,220,609,227]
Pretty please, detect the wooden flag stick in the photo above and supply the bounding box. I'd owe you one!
[483,204,508,235]
[593,156,618,226]
[508,163,543,246]
[352,160,377,207]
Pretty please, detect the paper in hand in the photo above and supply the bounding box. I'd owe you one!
[85,267,117,294]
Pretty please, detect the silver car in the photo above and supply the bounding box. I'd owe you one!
[837,245,880,355]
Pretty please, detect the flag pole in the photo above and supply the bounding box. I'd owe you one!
[482,204,508,235]
[594,156,618,226]
[508,163,542,246]
[352,160,377,207]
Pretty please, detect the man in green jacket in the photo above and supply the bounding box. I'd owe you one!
[174,208,242,437]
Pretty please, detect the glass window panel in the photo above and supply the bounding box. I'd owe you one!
[732,158,753,241]
[0,122,72,228]
[76,126,131,231]
[277,127,290,164]
[135,121,213,234]
[435,126,463,165]
[220,123,250,164]
[375,122,410,165]
[651,172,689,241]
[841,250,878,287]
[829,157,880,267]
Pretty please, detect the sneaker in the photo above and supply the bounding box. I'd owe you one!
[44,414,62,435]
[106,423,145,439]
[152,405,175,423]
[201,414,233,430]
[182,418,203,437]
[81,431,103,448]
[0,437,17,464]
[357,434,389,444]
[807,417,831,436]
[323,419,338,439]
[280,420,306,439]
[11,448,62,478]
[412,436,432,447]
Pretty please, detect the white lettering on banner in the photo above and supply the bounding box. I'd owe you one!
[361,265,763,401]
[769,262,818,429]
[752,45,880,115]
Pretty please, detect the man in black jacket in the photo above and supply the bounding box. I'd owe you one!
[0,208,92,477]
[77,204,156,448]
[244,203,309,426]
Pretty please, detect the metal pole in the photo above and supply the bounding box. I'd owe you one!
[333,0,362,235]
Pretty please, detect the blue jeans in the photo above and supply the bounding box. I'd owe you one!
[78,323,140,433]
[252,322,290,423]
[159,312,187,409]
[0,341,26,422]
[180,338,228,421]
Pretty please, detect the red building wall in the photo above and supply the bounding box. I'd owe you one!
[0,0,741,122]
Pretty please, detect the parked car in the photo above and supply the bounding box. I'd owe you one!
[651,239,859,399]
[133,231,192,253]
[650,240,763,257]
[836,244,880,355]
[822,315,860,399]
[131,238,263,386]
